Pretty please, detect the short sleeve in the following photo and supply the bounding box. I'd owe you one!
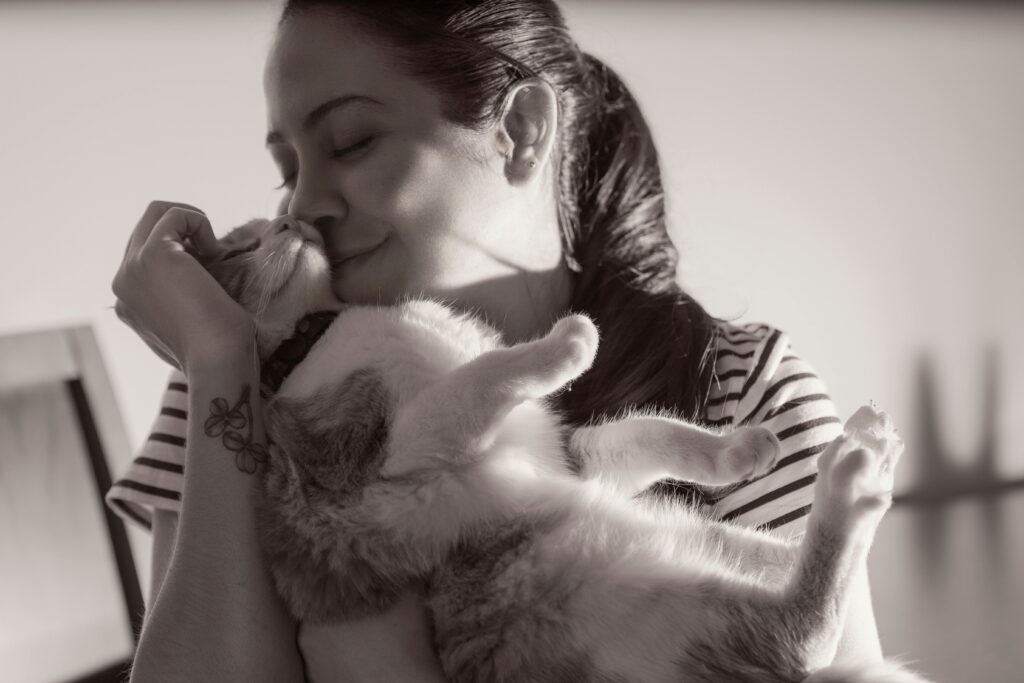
[104,368,188,531]
[703,322,842,541]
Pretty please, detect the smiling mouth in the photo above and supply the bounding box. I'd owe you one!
[332,237,388,269]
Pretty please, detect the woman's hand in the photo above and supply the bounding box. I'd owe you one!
[112,200,254,373]
[298,583,448,683]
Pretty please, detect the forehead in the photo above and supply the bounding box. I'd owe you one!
[264,9,439,132]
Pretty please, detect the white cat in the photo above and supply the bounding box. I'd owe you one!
[203,214,928,683]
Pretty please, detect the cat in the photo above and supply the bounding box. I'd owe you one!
[203,214,930,683]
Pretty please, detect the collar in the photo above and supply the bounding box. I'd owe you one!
[259,310,340,399]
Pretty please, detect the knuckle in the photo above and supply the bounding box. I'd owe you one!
[136,242,157,264]
[111,274,126,298]
[147,199,171,216]
[113,299,130,323]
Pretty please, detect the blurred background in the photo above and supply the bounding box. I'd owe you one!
[1,0,1021,681]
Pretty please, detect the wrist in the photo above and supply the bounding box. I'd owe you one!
[184,337,259,380]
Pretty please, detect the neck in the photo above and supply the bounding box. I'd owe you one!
[446,263,574,345]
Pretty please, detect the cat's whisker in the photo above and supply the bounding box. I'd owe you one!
[252,250,290,327]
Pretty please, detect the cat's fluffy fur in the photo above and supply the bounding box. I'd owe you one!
[206,216,930,683]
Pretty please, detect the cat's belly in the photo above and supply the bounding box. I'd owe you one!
[276,303,483,404]
[425,493,741,682]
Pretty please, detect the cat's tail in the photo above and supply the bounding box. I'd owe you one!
[802,658,932,683]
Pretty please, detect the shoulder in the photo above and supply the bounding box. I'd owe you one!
[703,321,832,429]
[702,321,842,540]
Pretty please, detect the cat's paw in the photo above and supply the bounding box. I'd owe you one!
[718,426,780,482]
[548,314,599,364]
[534,314,599,392]
[812,404,903,533]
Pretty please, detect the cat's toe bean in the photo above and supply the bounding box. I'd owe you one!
[814,432,894,530]
[748,428,781,477]
[843,403,897,446]
[717,427,780,483]
[552,315,599,352]
[829,447,874,490]
[548,315,599,371]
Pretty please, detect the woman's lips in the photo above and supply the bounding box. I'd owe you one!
[332,236,389,270]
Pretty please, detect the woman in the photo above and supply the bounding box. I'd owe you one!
[110,1,883,680]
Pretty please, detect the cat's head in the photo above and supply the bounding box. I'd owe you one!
[204,215,342,359]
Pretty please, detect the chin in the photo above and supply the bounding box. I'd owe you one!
[330,282,394,307]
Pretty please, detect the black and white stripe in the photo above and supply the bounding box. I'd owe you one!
[104,369,189,529]
[106,322,840,541]
[704,322,841,539]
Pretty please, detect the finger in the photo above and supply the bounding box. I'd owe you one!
[113,298,134,326]
[146,206,226,259]
[127,200,206,259]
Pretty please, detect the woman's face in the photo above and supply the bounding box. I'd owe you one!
[264,8,569,340]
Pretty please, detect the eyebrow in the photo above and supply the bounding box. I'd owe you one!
[265,94,382,146]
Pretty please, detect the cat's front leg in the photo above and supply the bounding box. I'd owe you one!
[774,404,902,666]
[382,315,599,477]
[569,416,779,497]
[675,406,903,678]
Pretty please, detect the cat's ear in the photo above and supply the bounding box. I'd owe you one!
[199,219,267,270]
[220,218,270,246]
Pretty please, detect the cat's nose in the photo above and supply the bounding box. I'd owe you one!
[272,214,324,247]
[273,215,300,235]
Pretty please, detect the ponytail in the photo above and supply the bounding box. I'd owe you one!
[551,52,720,426]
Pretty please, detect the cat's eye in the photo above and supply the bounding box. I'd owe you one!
[222,240,260,260]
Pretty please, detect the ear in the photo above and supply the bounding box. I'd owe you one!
[497,77,558,186]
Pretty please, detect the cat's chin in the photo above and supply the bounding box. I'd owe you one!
[253,248,344,360]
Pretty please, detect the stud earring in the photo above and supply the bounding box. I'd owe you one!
[529,160,537,168]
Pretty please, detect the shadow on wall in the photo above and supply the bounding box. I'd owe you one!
[896,345,1022,593]
[899,346,1020,505]
[868,346,1022,682]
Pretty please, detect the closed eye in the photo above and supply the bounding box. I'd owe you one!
[222,240,261,260]
[272,136,376,191]
[332,136,375,159]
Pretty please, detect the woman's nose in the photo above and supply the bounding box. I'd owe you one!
[284,175,347,233]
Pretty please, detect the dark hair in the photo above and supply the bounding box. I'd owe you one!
[279,1,722,437]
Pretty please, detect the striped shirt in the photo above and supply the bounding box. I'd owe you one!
[104,321,839,541]
[700,322,840,539]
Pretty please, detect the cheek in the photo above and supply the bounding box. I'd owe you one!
[342,132,511,299]
[361,127,497,237]
[361,138,455,230]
